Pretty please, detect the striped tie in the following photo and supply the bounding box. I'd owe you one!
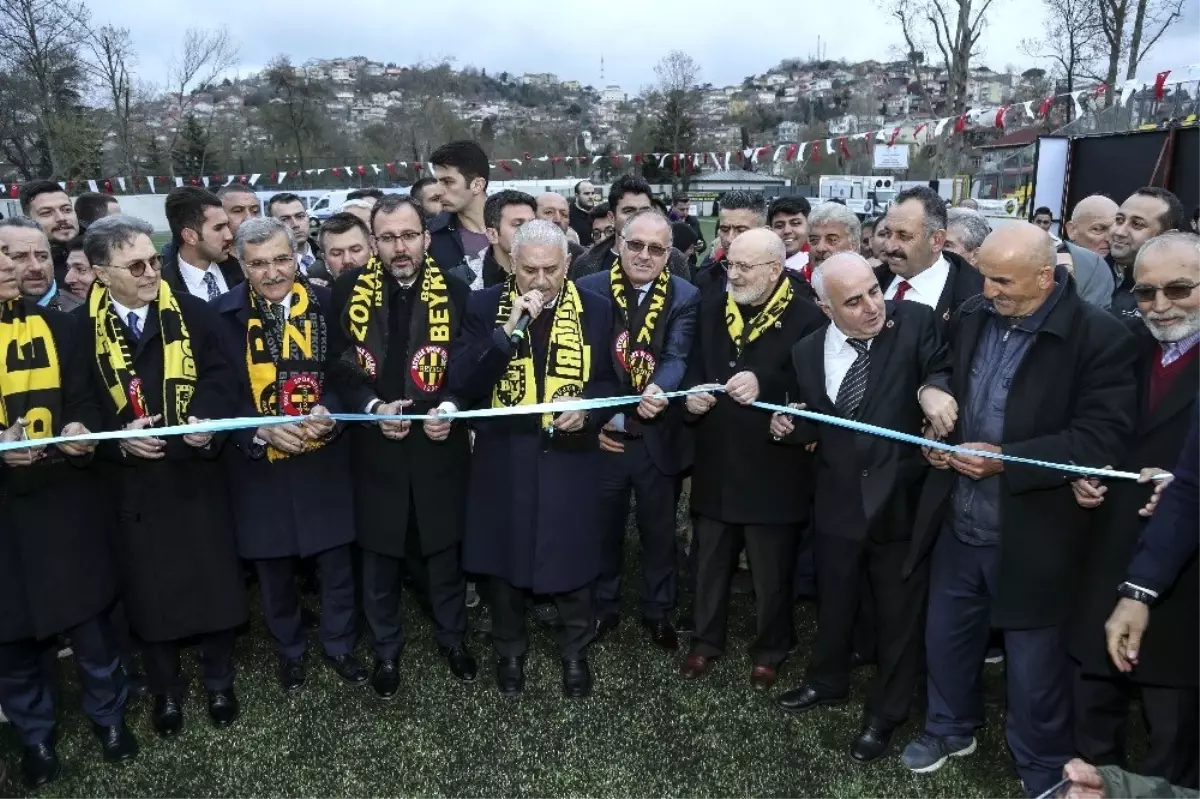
[834,339,870,418]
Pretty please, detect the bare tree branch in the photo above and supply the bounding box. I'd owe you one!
[163,26,239,174]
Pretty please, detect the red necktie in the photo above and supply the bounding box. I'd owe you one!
[893,279,912,301]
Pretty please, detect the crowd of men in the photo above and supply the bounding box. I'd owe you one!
[0,138,1197,798]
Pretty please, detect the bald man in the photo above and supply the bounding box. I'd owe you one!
[1066,195,1119,257]
[898,223,1138,795]
[771,252,955,763]
[536,193,586,260]
[681,228,825,690]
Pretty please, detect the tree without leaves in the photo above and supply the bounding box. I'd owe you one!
[260,55,330,173]
[84,24,138,176]
[1020,0,1105,96]
[1094,0,1185,103]
[652,50,702,189]
[163,26,238,175]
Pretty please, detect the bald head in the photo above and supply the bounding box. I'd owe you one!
[727,228,786,305]
[811,251,873,302]
[1067,194,1119,256]
[728,227,786,264]
[813,251,887,340]
[977,222,1057,318]
[536,192,571,233]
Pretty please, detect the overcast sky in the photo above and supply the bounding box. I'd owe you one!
[95,0,1199,94]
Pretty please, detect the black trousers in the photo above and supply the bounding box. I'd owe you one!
[142,629,237,696]
[490,578,593,659]
[256,544,357,662]
[806,535,928,725]
[1074,672,1199,789]
[596,439,678,622]
[691,516,798,667]
[362,545,466,660]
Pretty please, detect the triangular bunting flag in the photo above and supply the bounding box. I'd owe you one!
[248,173,261,185]
[117,177,126,192]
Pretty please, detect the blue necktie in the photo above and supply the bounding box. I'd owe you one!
[203,271,220,301]
[127,311,142,341]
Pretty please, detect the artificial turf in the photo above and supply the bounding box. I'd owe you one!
[0,520,1025,798]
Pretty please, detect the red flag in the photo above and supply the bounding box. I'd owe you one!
[578,155,587,164]
[671,154,679,173]
[269,172,277,183]
[610,155,621,166]
[913,122,928,139]
[1154,70,1171,100]
[331,167,342,176]
[386,162,396,174]
[838,137,851,158]
[786,143,798,161]
[356,165,366,176]
[551,155,563,164]
[103,179,113,193]
[888,126,902,147]
[1038,94,1053,118]
[954,114,968,134]
[634,153,643,164]
[131,176,140,189]
[522,152,531,161]
[413,163,423,171]
[498,160,513,173]
[994,105,1009,130]
[8,184,18,199]
[1093,82,1108,98]
[811,142,821,164]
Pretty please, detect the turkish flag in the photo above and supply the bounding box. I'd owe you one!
[838,138,851,158]
[1154,70,1171,100]
[1038,95,1054,118]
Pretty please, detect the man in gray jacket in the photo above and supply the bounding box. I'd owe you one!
[1060,240,1114,311]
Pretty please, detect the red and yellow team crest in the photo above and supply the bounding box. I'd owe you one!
[281,373,321,416]
[409,345,449,393]
[356,345,378,380]
[127,377,146,418]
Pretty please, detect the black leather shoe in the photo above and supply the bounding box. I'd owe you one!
[496,656,525,698]
[300,606,319,631]
[92,721,138,763]
[775,683,847,715]
[151,694,184,739]
[594,614,620,643]
[371,659,400,700]
[562,658,592,698]
[206,689,239,729]
[850,723,894,764]
[324,653,369,686]
[440,644,478,683]
[22,741,61,788]
[279,659,306,695]
[641,618,679,651]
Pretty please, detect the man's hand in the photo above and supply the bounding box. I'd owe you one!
[1137,468,1172,517]
[1105,597,1149,673]
[551,396,587,433]
[685,384,720,416]
[725,371,760,406]
[1063,759,1107,799]
[502,290,547,337]
[182,415,213,449]
[599,422,625,453]
[299,405,336,440]
[1071,470,1110,509]
[375,399,413,441]
[256,422,309,455]
[424,406,452,442]
[949,442,1003,480]
[637,383,668,420]
[921,425,951,470]
[918,386,958,439]
[1,418,45,467]
[770,403,803,440]
[120,414,166,460]
[58,422,96,457]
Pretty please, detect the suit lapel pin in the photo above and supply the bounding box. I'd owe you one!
[886,319,895,328]
[943,310,950,322]
[774,321,782,329]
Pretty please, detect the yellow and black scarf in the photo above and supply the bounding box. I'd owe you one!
[492,275,589,428]
[247,278,327,461]
[725,275,794,356]
[609,262,671,393]
[0,299,62,439]
[89,279,195,426]
[342,254,453,399]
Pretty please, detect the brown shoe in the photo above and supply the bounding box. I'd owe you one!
[680,652,714,680]
[750,664,777,691]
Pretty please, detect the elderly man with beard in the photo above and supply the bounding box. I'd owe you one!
[1069,231,1200,789]
[18,181,79,284]
[1108,188,1186,321]
[0,218,81,312]
[570,175,691,282]
[693,190,770,302]
[680,229,826,690]
[212,217,366,696]
[448,219,619,699]
[328,194,476,698]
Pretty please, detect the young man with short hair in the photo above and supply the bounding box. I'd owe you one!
[428,140,490,272]
[267,193,330,282]
[161,186,243,300]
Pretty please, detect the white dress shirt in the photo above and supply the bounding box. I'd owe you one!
[824,323,873,404]
[178,256,229,300]
[785,250,810,273]
[883,254,950,309]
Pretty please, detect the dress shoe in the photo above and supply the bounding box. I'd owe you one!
[279,659,306,695]
[206,689,239,729]
[440,644,478,683]
[562,658,592,698]
[371,659,400,700]
[775,683,847,715]
[300,607,319,632]
[680,652,714,680]
[495,656,525,698]
[22,740,60,788]
[750,664,777,691]
[594,614,620,643]
[92,721,138,763]
[151,694,184,739]
[850,723,894,764]
[324,652,369,686]
[642,618,679,651]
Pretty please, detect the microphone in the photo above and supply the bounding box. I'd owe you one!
[509,310,533,347]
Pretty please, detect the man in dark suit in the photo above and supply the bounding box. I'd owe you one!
[212,217,366,697]
[160,187,244,300]
[897,223,1138,797]
[326,195,477,698]
[570,175,691,282]
[577,209,701,651]
[79,215,249,739]
[769,252,957,763]
[877,186,984,331]
[1069,230,1200,788]
[448,219,619,699]
[0,245,136,787]
[679,229,826,690]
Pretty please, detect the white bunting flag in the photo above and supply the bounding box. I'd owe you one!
[1120,79,1138,107]
[426,162,435,175]
[58,181,67,190]
[371,164,381,175]
[693,153,702,168]
[537,155,549,162]
[201,176,210,188]
[277,171,287,184]
[87,179,99,192]
[147,176,156,194]
[305,169,316,175]
[933,117,951,136]
[174,177,184,188]
[316,169,326,176]
[1070,90,1086,119]
[1021,100,1035,121]
[825,139,835,155]
[773,145,787,163]
[117,177,126,192]
[344,166,353,175]
[248,173,261,185]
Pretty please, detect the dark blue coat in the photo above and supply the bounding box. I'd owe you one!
[575,270,700,475]
[211,284,356,560]
[448,282,620,594]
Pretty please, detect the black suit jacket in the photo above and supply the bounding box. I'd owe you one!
[159,239,245,298]
[785,301,949,543]
[875,250,983,332]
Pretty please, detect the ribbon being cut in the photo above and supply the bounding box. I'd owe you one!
[0,385,1170,483]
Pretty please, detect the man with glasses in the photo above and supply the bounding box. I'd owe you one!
[589,203,614,246]
[161,187,244,301]
[569,180,600,244]
[268,193,331,283]
[0,218,81,312]
[570,175,691,282]
[577,209,701,653]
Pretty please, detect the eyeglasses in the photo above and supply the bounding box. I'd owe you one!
[726,260,779,275]
[622,238,668,258]
[717,225,754,236]
[592,226,615,241]
[95,254,161,277]
[244,253,296,271]
[1132,281,1200,303]
[375,231,423,245]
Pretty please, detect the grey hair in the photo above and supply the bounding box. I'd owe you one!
[0,216,43,231]
[83,214,154,268]
[620,207,671,238]
[810,251,873,302]
[1134,230,1200,275]
[235,216,296,262]
[342,198,373,211]
[808,201,862,246]
[510,218,568,263]
[947,208,992,252]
